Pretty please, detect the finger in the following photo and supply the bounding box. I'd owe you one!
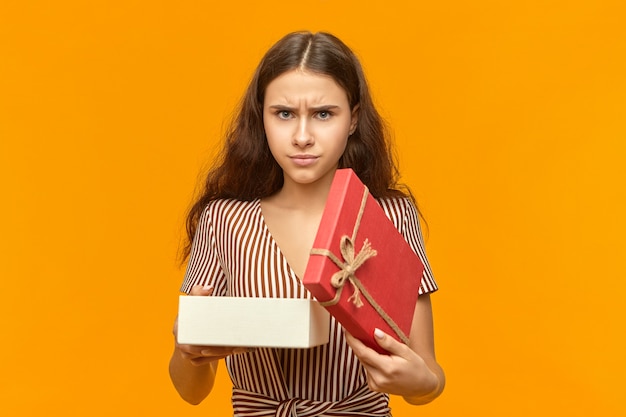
[179,345,229,357]
[372,328,411,357]
[179,345,243,363]
[190,355,225,366]
[202,346,256,356]
[344,332,380,367]
[365,370,384,393]
[188,347,256,366]
[189,284,214,296]
[344,331,367,353]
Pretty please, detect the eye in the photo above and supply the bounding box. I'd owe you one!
[277,110,292,120]
[317,111,332,120]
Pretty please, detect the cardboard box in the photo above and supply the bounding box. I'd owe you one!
[303,169,424,353]
[177,296,330,348]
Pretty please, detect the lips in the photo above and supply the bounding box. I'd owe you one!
[290,154,319,167]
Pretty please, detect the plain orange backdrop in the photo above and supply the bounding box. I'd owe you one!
[1,1,625,416]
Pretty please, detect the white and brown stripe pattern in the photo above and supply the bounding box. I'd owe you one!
[180,197,437,416]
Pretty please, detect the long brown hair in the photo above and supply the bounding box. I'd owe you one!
[182,31,413,261]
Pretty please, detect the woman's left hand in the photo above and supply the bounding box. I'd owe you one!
[344,329,439,399]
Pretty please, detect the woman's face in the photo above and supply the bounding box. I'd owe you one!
[263,69,358,189]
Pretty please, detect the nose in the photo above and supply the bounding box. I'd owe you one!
[293,117,314,148]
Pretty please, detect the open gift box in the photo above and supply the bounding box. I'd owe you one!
[303,169,424,353]
[177,296,330,348]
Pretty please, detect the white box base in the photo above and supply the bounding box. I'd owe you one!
[177,296,330,348]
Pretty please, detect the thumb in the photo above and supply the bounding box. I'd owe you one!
[373,328,407,356]
[190,284,214,296]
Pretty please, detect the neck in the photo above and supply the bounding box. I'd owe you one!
[270,173,335,212]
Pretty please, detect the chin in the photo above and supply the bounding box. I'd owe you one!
[288,168,336,186]
[289,173,320,185]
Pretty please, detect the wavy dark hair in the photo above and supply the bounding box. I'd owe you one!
[182,31,415,261]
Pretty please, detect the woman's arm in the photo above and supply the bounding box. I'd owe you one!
[401,293,445,404]
[344,294,445,404]
[168,285,247,405]
[169,342,219,405]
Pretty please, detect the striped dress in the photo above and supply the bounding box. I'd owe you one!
[180,197,437,416]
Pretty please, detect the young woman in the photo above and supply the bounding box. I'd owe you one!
[169,31,445,416]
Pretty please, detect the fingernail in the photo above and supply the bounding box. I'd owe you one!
[201,349,211,356]
[374,328,385,339]
[202,284,213,291]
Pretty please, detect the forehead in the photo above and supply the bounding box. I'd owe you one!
[264,69,349,104]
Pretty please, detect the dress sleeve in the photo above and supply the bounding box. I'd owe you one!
[399,198,438,295]
[379,198,438,295]
[179,204,227,295]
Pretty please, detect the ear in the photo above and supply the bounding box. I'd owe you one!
[349,104,360,135]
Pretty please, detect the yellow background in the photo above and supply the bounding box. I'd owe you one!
[1,1,625,416]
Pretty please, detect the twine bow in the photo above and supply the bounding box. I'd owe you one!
[313,235,377,308]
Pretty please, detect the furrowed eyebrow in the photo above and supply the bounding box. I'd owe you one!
[311,105,340,112]
[267,105,341,111]
[268,105,295,111]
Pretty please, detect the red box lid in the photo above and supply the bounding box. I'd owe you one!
[303,169,424,353]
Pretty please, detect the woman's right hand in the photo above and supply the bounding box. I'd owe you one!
[173,284,251,366]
